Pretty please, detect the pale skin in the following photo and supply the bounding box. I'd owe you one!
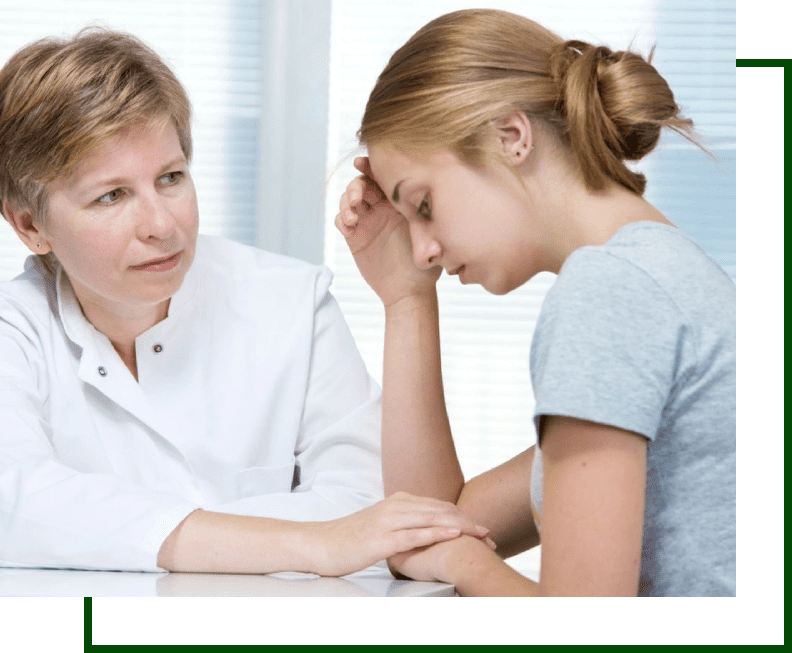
[5,120,493,577]
[336,111,668,595]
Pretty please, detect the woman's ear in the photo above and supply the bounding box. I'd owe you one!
[3,202,51,254]
[494,111,534,166]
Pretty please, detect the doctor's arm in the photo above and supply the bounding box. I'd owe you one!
[0,314,486,576]
[156,492,487,576]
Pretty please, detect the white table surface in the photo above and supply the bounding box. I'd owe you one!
[0,566,456,597]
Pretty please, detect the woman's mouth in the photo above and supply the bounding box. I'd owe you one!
[130,251,181,272]
[448,265,467,282]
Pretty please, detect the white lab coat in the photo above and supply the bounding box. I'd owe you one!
[0,235,383,572]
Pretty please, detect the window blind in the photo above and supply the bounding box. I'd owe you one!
[324,0,736,579]
[0,0,264,281]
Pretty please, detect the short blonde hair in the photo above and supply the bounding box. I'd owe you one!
[359,9,697,195]
[0,27,192,231]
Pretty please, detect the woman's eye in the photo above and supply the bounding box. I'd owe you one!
[417,196,432,220]
[160,171,184,185]
[96,189,124,204]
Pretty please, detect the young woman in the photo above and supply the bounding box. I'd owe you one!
[0,27,490,575]
[336,9,736,596]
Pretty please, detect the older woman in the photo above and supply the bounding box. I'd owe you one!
[0,28,488,575]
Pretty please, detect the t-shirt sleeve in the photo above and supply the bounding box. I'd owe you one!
[530,250,685,442]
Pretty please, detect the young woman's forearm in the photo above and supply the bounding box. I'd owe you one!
[456,447,540,558]
[382,291,464,502]
[391,535,538,596]
[438,536,539,597]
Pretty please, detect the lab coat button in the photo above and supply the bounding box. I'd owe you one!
[97,366,107,376]
[153,344,163,353]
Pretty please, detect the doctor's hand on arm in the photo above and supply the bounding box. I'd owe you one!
[156,491,492,577]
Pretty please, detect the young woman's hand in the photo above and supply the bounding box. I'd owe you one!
[387,534,497,584]
[309,491,491,577]
[388,535,537,596]
[336,157,441,307]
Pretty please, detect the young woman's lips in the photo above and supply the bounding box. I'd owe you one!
[130,251,181,272]
[449,265,467,282]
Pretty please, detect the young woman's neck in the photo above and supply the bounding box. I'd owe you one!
[526,146,672,273]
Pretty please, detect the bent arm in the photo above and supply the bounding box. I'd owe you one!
[0,313,481,576]
[391,417,647,596]
[336,161,462,503]
[2,419,485,577]
[383,291,539,553]
[383,293,540,557]
[382,292,463,502]
[457,446,539,558]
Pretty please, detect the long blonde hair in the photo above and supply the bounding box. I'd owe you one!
[359,9,697,195]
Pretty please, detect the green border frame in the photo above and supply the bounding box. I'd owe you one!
[0,0,792,653]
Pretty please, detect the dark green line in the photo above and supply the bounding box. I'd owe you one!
[84,597,91,651]
[736,59,790,67]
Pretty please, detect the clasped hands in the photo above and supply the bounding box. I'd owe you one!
[315,491,494,582]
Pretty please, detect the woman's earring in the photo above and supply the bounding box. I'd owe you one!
[36,242,41,248]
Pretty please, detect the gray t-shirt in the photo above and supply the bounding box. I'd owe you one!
[529,221,735,596]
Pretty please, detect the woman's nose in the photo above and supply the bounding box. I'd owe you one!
[410,226,442,270]
[137,193,177,240]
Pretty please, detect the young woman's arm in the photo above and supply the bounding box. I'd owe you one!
[389,417,647,596]
[538,416,647,595]
[456,446,539,558]
[337,158,463,503]
[385,293,540,555]
[382,292,463,502]
[337,159,540,553]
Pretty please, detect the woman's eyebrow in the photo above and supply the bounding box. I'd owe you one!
[78,156,187,193]
[391,180,403,203]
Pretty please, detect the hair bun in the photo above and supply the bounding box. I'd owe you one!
[550,39,693,193]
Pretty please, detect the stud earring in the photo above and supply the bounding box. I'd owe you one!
[36,242,41,248]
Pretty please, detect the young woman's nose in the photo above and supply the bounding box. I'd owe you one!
[410,226,442,270]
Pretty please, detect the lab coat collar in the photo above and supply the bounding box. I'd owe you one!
[54,265,191,449]
[55,254,198,351]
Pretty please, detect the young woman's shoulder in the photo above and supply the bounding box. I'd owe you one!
[555,222,734,320]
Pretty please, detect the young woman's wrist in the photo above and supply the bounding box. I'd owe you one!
[384,287,439,318]
[434,535,504,588]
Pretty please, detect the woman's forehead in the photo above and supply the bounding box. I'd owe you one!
[58,122,183,190]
